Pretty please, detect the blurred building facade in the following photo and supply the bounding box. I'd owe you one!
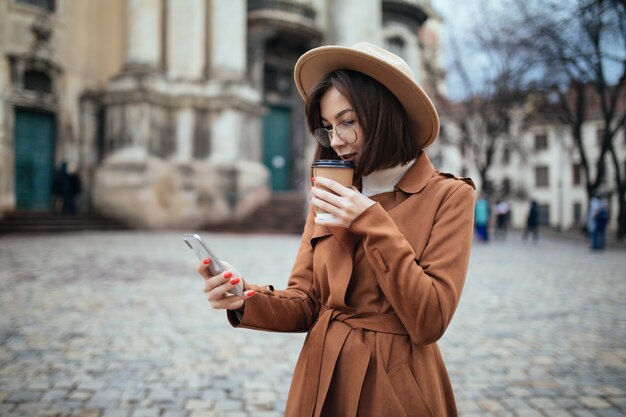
[0,0,443,228]
[435,91,626,233]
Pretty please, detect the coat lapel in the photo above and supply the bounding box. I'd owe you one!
[311,223,357,256]
[311,223,332,243]
[310,221,356,309]
[328,226,356,256]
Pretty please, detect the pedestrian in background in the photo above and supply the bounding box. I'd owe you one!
[475,194,490,242]
[52,161,67,213]
[61,162,82,214]
[494,199,510,240]
[197,43,475,417]
[591,197,608,251]
[587,195,602,240]
[523,199,539,243]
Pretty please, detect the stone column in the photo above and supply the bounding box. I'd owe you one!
[125,0,162,71]
[166,0,206,80]
[0,53,11,213]
[207,0,248,163]
[208,0,246,79]
[173,108,194,162]
[330,0,382,46]
[210,109,243,162]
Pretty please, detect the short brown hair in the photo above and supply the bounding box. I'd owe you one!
[305,70,419,178]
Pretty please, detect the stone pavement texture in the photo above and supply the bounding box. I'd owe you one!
[0,230,624,417]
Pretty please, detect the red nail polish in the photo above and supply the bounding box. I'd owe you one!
[203,258,211,265]
[245,290,256,297]
[230,278,240,285]
[224,271,233,279]
[312,177,316,182]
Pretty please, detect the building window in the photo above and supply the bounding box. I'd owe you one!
[573,202,583,225]
[483,179,495,194]
[385,36,406,61]
[16,0,55,12]
[538,203,550,226]
[534,133,548,151]
[23,70,52,93]
[264,63,291,96]
[502,147,510,165]
[501,177,511,195]
[572,163,582,186]
[535,166,549,187]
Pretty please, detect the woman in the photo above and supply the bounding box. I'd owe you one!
[199,43,475,417]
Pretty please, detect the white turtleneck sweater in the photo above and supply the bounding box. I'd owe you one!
[361,159,416,197]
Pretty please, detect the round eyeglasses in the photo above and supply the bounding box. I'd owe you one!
[313,122,358,148]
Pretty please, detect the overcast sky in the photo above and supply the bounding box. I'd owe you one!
[430,0,499,99]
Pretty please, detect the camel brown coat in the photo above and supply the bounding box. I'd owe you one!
[227,152,475,417]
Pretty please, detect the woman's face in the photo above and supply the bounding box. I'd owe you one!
[319,86,365,165]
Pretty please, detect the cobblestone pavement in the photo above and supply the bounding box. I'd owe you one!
[0,230,624,417]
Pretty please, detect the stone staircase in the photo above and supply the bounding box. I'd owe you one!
[0,212,130,235]
[205,192,308,235]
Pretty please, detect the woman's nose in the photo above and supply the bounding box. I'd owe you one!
[329,130,344,148]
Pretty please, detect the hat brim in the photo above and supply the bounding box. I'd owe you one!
[294,45,440,149]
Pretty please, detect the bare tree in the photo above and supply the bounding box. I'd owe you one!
[503,0,626,238]
[440,17,530,196]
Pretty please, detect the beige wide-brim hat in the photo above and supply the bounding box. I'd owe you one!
[294,42,440,149]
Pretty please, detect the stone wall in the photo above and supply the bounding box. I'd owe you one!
[93,148,269,229]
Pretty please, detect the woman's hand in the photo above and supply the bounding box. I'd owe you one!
[310,176,375,228]
[197,260,255,310]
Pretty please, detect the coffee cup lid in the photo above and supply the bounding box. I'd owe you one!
[312,159,355,168]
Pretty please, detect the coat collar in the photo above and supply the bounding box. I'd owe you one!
[394,151,436,195]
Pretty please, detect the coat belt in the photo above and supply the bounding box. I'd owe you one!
[298,306,408,417]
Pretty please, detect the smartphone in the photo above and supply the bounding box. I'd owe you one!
[183,234,243,296]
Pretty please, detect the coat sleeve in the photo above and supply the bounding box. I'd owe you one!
[226,207,320,332]
[349,182,475,346]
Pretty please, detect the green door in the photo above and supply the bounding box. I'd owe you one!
[14,109,56,210]
[262,107,292,191]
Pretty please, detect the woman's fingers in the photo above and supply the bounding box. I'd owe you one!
[210,295,245,310]
[311,186,359,218]
[211,289,256,308]
[196,260,255,311]
[310,184,344,207]
[313,176,351,196]
[207,288,256,311]
[196,258,214,278]
[310,178,375,227]
[198,261,230,288]
[310,195,341,217]
[311,177,356,216]
[205,274,239,300]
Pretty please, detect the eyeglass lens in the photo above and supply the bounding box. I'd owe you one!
[313,123,356,147]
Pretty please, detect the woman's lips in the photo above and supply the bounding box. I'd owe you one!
[339,153,356,161]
